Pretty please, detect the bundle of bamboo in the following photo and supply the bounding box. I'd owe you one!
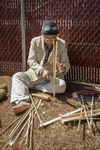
[0,94,42,149]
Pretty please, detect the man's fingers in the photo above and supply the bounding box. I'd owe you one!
[42,70,50,80]
[44,75,50,80]
[60,63,63,67]
[59,69,63,73]
[58,65,64,73]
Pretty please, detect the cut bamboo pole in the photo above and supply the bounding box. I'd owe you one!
[40,108,82,127]
[61,109,100,124]
[53,41,55,97]
[61,109,100,118]
[32,93,50,100]
[53,41,57,97]
[40,108,100,127]
[61,114,100,124]
[81,118,100,120]
[0,89,6,100]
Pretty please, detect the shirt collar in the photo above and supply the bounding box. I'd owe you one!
[44,42,53,52]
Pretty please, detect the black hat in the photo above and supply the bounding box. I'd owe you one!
[41,19,58,35]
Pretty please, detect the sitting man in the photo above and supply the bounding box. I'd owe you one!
[11,19,70,114]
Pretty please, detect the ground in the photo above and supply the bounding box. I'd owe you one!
[0,75,100,150]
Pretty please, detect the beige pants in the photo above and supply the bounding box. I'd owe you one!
[11,72,66,105]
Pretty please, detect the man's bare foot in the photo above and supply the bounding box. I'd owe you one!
[12,101,31,114]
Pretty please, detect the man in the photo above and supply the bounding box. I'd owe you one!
[11,19,70,114]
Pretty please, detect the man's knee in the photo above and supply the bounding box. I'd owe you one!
[56,79,66,93]
[13,72,22,80]
[12,72,30,81]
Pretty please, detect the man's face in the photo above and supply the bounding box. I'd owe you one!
[43,34,57,47]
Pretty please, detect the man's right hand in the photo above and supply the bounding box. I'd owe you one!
[42,70,50,80]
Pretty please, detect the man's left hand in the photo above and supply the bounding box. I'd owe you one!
[56,62,65,73]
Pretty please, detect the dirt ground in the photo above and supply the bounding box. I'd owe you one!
[0,75,100,150]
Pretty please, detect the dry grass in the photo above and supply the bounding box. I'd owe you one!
[0,76,100,150]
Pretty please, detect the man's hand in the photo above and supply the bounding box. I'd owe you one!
[42,70,50,80]
[56,62,65,73]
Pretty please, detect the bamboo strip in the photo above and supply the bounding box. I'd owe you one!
[29,110,33,150]
[29,94,42,125]
[9,119,28,146]
[77,106,83,131]
[4,139,11,148]
[81,95,91,129]
[5,99,37,147]
[24,99,39,144]
[0,115,21,135]
[90,95,94,126]
[24,99,42,140]
[9,98,39,146]
[85,101,95,127]
[9,98,37,139]
[25,111,32,145]
[9,103,34,139]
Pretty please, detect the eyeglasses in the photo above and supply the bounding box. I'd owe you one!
[43,37,56,41]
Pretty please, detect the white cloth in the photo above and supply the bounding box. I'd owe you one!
[11,72,66,104]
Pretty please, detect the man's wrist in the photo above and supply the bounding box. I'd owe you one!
[39,68,45,75]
